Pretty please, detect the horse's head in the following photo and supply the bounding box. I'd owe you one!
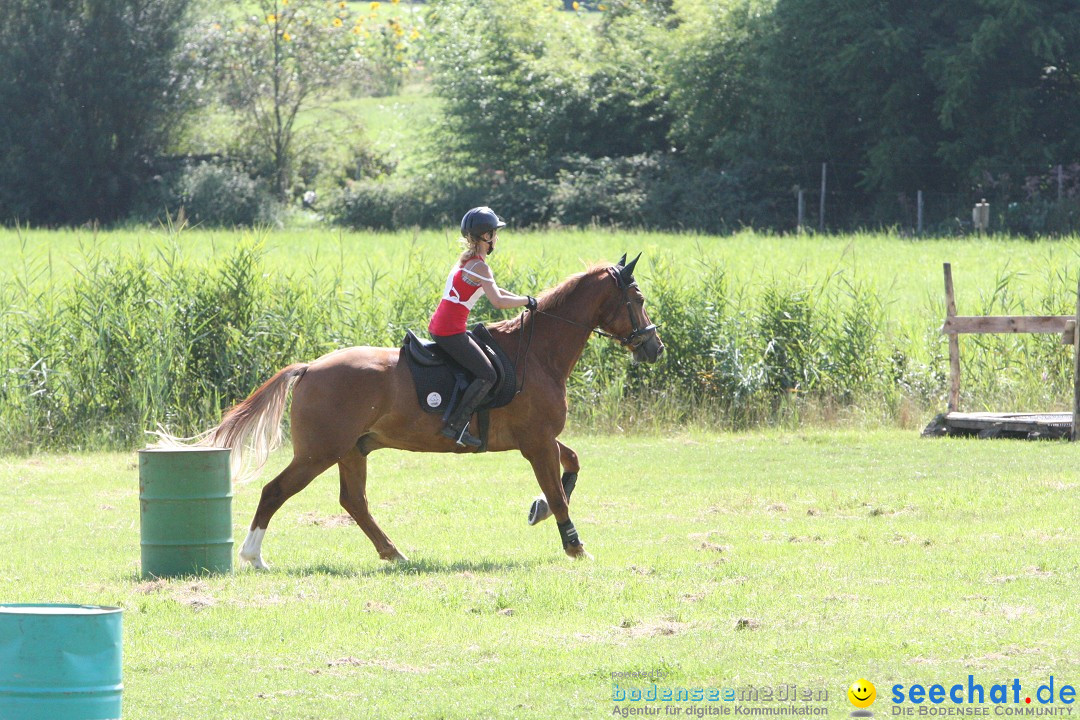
[598,253,664,364]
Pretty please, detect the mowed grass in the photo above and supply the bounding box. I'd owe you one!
[1,431,1078,718]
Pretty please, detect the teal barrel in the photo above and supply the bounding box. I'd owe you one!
[0,604,123,720]
[139,447,233,577]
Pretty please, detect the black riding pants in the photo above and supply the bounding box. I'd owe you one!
[430,332,497,385]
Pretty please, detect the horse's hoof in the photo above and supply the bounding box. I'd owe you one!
[240,553,270,571]
[382,550,409,563]
[565,544,593,561]
[528,495,551,526]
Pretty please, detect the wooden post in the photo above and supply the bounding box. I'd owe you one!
[917,190,924,236]
[797,190,805,233]
[1073,272,1080,441]
[944,263,961,413]
[819,163,827,232]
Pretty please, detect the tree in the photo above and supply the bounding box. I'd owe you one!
[0,0,194,225]
[199,0,412,199]
[427,0,673,178]
[924,0,1080,188]
[668,0,1080,224]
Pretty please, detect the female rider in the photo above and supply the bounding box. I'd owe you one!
[428,207,537,447]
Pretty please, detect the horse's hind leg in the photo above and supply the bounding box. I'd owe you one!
[239,456,336,570]
[338,448,408,563]
[527,440,580,526]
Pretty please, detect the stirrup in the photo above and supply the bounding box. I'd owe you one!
[441,422,482,448]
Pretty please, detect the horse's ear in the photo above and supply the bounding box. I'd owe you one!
[617,253,627,268]
[621,253,641,282]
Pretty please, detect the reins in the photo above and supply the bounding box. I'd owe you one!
[513,306,538,394]
[512,276,660,394]
[535,278,660,349]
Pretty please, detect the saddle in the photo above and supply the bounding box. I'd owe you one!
[401,324,517,427]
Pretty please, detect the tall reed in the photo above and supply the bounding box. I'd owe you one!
[0,232,1075,452]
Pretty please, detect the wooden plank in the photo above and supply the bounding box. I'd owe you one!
[944,263,960,413]
[940,315,1073,334]
[943,412,1072,435]
[1061,319,1075,346]
[949,419,1065,434]
[947,412,1072,423]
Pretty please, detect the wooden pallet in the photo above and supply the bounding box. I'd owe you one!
[922,412,1073,439]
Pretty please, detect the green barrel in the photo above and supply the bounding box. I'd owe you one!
[0,604,123,720]
[139,447,233,578]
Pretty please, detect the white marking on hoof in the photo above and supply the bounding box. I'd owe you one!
[528,495,551,526]
[239,528,270,570]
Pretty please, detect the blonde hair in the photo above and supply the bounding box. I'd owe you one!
[457,234,487,265]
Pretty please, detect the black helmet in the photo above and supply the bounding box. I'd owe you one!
[460,206,506,238]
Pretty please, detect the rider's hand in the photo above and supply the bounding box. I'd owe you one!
[525,296,538,311]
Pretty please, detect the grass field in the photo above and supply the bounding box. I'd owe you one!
[4,227,1080,316]
[2,431,1078,718]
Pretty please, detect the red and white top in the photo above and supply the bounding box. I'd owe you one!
[428,256,489,336]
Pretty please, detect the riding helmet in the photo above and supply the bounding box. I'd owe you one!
[460,206,507,237]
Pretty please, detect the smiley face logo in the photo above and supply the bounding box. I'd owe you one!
[848,679,877,708]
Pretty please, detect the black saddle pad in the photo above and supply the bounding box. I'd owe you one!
[402,324,517,415]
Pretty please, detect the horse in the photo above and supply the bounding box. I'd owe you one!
[165,254,663,568]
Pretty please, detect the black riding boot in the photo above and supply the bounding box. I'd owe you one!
[441,377,494,447]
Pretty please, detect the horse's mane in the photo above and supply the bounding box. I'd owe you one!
[489,264,610,333]
[537,264,610,310]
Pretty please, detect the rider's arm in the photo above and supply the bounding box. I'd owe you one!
[463,261,532,310]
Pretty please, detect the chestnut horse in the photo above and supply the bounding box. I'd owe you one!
[170,254,662,568]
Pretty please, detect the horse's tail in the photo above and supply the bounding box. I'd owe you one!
[152,363,309,483]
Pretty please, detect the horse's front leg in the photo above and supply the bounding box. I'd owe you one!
[527,440,579,526]
[522,439,590,559]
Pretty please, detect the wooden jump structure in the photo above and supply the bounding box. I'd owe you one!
[923,262,1080,440]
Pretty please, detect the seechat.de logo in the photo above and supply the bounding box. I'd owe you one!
[849,679,877,717]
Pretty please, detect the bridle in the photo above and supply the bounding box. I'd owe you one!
[591,268,661,350]
[513,259,660,394]
[531,266,660,349]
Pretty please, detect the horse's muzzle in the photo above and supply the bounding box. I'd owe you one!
[632,335,664,364]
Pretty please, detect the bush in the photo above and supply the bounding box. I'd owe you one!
[545,153,754,231]
[550,155,654,227]
[132,161,279,228]
[178,163,279,228]
[0,0,194,225]
[327,173,555,230]
[327,153,763,233]
[1002,199,1080,237]
[328,179,420,230]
